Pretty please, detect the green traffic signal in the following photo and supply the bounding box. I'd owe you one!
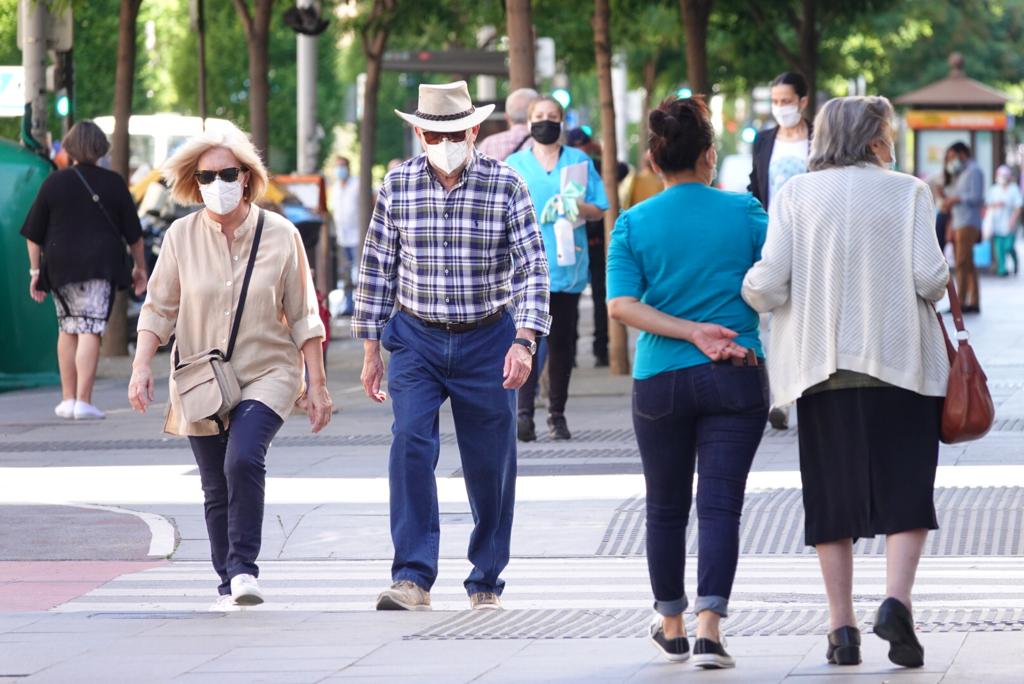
[552,88,572,109]
[55,91,70,117]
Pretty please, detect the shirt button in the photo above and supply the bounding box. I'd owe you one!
[224,310,230,316]
[226,280,233,286]
[445,297,450,303]
[444,212,449,219]
[443,241,448,247]
[233,255,239,262]
[444,268,449,275]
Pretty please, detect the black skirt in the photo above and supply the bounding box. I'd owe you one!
[796,386,943,546]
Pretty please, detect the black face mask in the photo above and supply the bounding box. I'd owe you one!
[531,120,562,145]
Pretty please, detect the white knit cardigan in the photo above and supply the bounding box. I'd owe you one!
[742,165,950,406]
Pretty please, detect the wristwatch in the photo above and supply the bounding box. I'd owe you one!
[29,268,40,277]
[512,337,537,355]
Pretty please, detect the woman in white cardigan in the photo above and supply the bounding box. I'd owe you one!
[742,96,949,670]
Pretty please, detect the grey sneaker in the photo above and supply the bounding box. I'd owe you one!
[768,406,789,430]
[470,592,502,610]
[376,580,431,611]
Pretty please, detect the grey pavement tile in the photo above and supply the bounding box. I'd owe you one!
[12,614,166,636]
[218,645,381,660]
[191,656,356,673]
[0,643,87,678]
[175,673,336,684]
[24,653,215,683]
[351,637,532,666]
[715,635,819,658]
[0,613,45,633]
[324,664,490,681]
[319,677,476,684]
[782,675,943,683]
[628,657,797,683]
[98,635,249,656]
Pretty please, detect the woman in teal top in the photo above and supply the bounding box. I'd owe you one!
[607,96,768,671]
[506,95,608,442]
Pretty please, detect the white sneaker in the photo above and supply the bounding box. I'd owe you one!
[208,594,240,612]
[54,399,77,419]
[73,401,105,420]
[230,573,264,606]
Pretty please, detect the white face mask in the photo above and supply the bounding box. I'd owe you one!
[200,178,244,215]
[425,139,469,175]
[772,104,803,129]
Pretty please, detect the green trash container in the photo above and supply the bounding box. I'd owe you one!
[0,139,59,392]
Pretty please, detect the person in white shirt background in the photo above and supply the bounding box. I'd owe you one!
[984,164,1022,277]
[330,156,361,313]
[747,71,813,431]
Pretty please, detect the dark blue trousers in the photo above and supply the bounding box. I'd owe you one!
[632,362,768,618]
[188,400,283,595]
[381,311,518,596]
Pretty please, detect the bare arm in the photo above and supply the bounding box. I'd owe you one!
[26,241,44,303]
[300,336,332,433]
[608,296,747,361]
[577,202,605,221]
[128,330,162,413]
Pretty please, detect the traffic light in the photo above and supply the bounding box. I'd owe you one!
[676,87,693,99]
[55,89,69,117]
[741,126,757,144]
[552,88,572,109]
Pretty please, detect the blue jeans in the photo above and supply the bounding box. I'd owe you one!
[188,400,283,595]
[632,362,769,617]
[381,311,518,596]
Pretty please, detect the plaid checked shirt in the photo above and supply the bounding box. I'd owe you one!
[352,151,551,340]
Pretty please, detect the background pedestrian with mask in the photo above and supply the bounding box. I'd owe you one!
[748,71,813,431]
[943,142,985,312]
[507,97,608,441]
[477,87,538,161]
[985,165,1022,276]
[331,156,361,308]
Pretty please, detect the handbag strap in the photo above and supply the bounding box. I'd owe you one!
[173,208,265,367]
[72,166,121,236]
[225,208,265,361]
[934,278,969,366]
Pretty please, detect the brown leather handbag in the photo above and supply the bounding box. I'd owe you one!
[934,280,994,444]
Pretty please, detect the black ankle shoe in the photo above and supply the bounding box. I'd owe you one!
[692,637,735,669]
[873,597,924,668]
[547,414,571,440]
[826,625,862,665]
[648,616,689,663]
[517,415,536,442]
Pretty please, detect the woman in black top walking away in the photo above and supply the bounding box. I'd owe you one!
[21,121,147,420]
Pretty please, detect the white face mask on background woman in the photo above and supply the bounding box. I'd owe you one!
[200,178,244,215]
[425,139,469,175]
[771,104,803,129]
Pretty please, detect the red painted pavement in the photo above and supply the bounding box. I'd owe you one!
[0,560,166,611]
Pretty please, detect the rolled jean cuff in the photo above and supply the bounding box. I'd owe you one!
[654,595,688,617]
[694,595,729,618]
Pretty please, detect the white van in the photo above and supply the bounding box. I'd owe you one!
[92,114,235,178]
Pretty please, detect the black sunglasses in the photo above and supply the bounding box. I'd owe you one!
[194,167,246,184]
[422,130,468,145]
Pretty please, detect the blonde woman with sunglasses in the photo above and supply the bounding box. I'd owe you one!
[128,122,332,610]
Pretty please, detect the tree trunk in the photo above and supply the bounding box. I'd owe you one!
[679,0,712,96]
[506,0,535,90]
[103,0,142,359]
[111,0,142,181]
[637,56,657,168]
[358,0,399,262]
[798,0,818,114]
[233,0,274,160]
[593,0,629,376]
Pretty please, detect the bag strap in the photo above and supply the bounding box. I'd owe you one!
[225,208,265,361]
[511,131,532,153]
[173,208,265,368]
[934,278,968,366]
[72,166,121,236]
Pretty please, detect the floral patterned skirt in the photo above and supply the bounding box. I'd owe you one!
[53,279,114,335]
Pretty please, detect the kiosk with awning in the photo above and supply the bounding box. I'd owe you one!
[896,53,1010,186]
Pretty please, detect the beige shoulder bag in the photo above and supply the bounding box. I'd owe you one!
[172,209,265,428]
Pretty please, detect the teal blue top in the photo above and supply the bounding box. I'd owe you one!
[506,145,609,293]
[606,183,768,380]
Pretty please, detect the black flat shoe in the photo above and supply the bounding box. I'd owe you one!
[692,637,735,669]
[873,597,924,668]
[517,415,536,442]
[826,625,862,665]
[547,414,571,441]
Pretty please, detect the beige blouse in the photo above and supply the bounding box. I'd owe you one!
[138,205,326,436]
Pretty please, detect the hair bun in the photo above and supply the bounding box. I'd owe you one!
[649,110,682,138]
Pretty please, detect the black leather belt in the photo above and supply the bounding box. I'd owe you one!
[399,305,503,333]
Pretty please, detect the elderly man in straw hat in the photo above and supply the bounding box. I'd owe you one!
[353,81,551,611]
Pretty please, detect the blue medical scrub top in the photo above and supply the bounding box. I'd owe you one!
[506,145,609,293]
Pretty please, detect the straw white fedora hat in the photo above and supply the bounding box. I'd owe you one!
[395,81,495,133]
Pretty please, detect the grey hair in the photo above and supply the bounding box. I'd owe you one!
[505,87,539,124]
[808,96,894,171]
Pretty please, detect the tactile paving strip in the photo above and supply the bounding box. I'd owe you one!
[408,607,1024,640]
[597,487,1024,556]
